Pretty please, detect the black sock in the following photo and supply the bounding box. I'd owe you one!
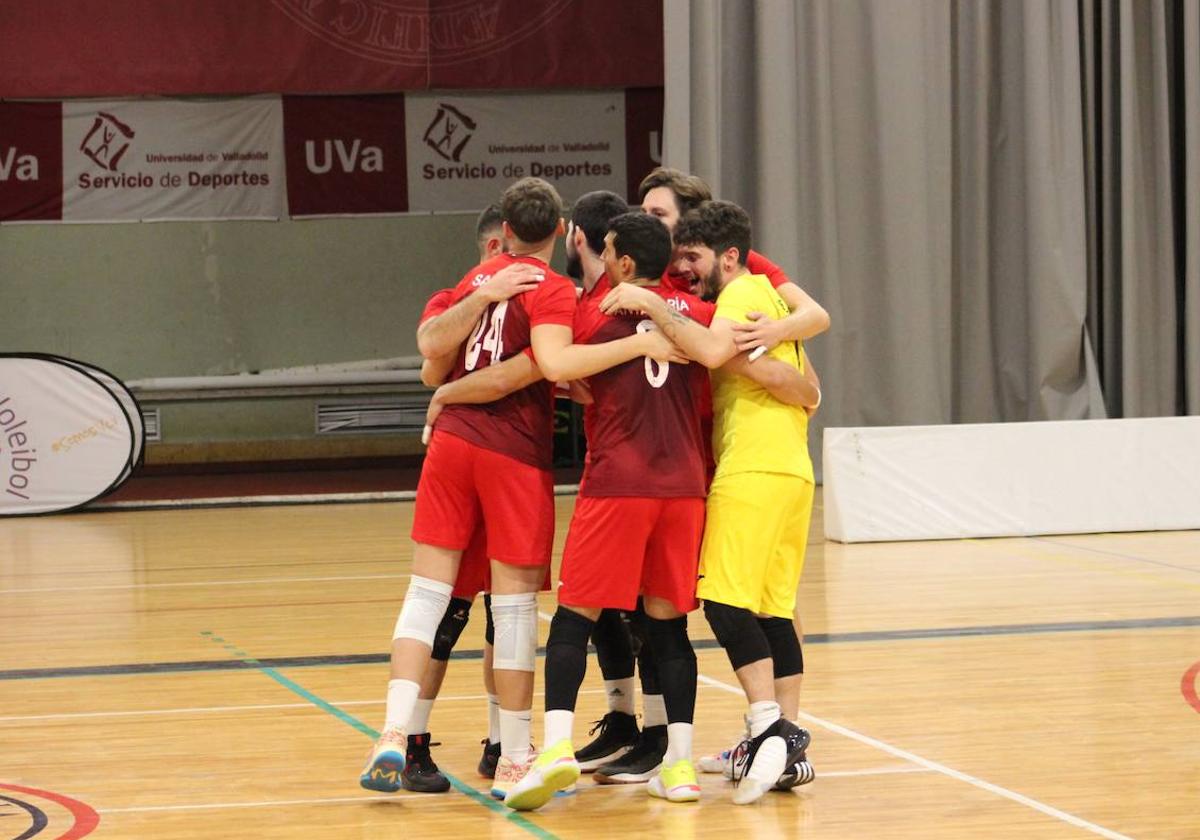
[645,615,697,724]
[544,607,596,712]
[591,608,636,681]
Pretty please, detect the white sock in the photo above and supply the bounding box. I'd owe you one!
[604,678,636,715]
[383,678,420,733]
[487,693,502,744]
[544,708,575,747]
[499,708,532,763]
[747,700,781,739]
[665,722,694,764]
[642,693,667,729]
[407,698,434,735]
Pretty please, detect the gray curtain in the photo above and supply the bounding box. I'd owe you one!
[663,0,1199,471]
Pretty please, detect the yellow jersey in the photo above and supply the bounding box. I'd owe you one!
[710,273,813,482]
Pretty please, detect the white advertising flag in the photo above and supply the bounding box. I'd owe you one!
[405,91,627,211]
[0,356,136,516]
[61,98,285,222]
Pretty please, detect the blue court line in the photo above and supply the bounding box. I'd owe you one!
[198,632,560,840]
[4,615,1198,682]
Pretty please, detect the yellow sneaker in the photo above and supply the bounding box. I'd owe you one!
[648,758,701,802]
[359,727,406,792]
[504,739,580,811]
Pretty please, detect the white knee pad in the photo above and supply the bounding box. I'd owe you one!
[490,592,538,672]
[392,575,454,647]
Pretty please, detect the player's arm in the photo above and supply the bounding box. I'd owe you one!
[722,348,821,412]
[529,323,686,383]
[598,283,738,369]
[420,353,457,387]
[416,263,544,359]
[426,351,543,430]
[732,252,830,351]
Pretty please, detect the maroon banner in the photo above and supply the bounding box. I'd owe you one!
[283,95,409,216]
[0,102,62,222]
[624,88,665,204]
[0,1,663,99]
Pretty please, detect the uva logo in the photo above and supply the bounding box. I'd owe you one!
[0,147,38,181]
[305,139,384,174]
[423,104,476,162]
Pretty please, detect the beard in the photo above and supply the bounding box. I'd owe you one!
[699,263,723,301]
[565,249,583,281]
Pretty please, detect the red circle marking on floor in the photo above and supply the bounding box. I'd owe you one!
[0,782,100,839]
[1181,660,1200,716]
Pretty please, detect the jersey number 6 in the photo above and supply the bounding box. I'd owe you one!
[637,319,669,388]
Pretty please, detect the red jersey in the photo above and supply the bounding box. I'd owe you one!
[573,281,714,498]
[420,288,455,324]
[435,254,577,470]
[662,249,790,294]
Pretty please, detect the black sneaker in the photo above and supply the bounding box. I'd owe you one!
[773,720,815,790]
[477,738,501,779]
[729,720,789,805]
[401,733,451,793]
[575,711,641,771]
[593,724,667,784]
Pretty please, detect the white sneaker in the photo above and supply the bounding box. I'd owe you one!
[731,733,787,805]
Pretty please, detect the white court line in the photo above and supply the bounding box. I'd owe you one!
[0,572,411,594]
[696,674,1133,840]
[95,794,436,814]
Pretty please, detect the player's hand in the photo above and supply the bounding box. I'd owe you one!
[640,328,690,365]
[424,392,446,445]
[599,282,658,317]
[732,311,786,354]
[477,263,544,303]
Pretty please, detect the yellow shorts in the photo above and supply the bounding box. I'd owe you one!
[696,471,814,618]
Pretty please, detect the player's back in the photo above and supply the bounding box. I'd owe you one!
[575,283,710,498]
[435,253,577,470]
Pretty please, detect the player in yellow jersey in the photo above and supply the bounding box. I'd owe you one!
[599,200,819,805]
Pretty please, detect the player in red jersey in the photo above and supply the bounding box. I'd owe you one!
[362,178,683,800]
[392,205,542,792]
[505,211,715,810]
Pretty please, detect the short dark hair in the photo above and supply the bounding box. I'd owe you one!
[673,200,751,266]
[475,203,502,240]
[501,177,563,244]
[637,167,713,215]
[608,211,673,281]
[571,190,628,255]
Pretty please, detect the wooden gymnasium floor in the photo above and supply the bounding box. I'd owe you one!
[1,486,1198,839]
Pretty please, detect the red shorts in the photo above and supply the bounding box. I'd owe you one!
[558,496,704,615]
[451,527,552,597]
[412,430,554,567]
[451,527,489,598]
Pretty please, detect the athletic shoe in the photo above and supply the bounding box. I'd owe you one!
[593,724,667,784]
[575,711,640,771]
[773,721,815,790]
[359,726,406,792]
[504,739,580,811]
[400,733,451,793]
[490,752,536,800]
[696,746,735,778]
[478,738,501,778]
[729,721,789,805]
[647,759,701,802]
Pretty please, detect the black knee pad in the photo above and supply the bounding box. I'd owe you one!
[483,592,495,646]
[758,616,804,678]
[591,608,636,680]
[645,615,695,664]
[431,597,473,661]
[703,600,771,671]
